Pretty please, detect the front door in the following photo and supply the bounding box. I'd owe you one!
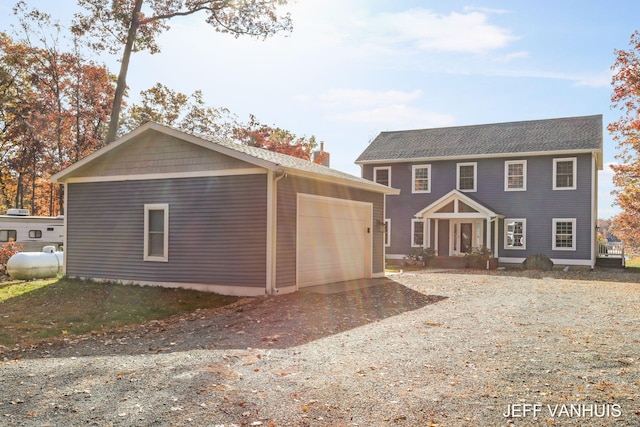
[451,221,474,256]
[460,223,473,254]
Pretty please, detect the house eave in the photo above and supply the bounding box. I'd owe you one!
[50,122,279,183]
[283,168,401,195]
[355,148,603,167]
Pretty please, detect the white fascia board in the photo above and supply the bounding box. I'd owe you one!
[355,149,602,165]
[51,122,278,183]
[284,168,401,195]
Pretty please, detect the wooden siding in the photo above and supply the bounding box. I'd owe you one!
[66,175,268,288]
[65,130,253,179]
[275,176,385,289]
[364,153,594,261]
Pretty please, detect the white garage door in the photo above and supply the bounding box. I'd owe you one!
[297,194,372,288]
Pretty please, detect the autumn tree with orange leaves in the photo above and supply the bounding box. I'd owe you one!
[1,5,115,216]
[234,115,328,164]
[609,30,640,249]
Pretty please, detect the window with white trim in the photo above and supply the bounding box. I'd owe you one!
[457,162,477,192]
[505,160,527,191]
[144,204,169,262]
[552,218,576,251]
[553,158,576,190]
[411,219,424,247]
[29,230,42,238]
[373,166,391,187]
[504,219,526,249]
[384,219,391,247]
[412,164,431,193]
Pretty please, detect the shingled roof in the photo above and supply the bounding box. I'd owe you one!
[356,115,603,166]
[51,122,400,195]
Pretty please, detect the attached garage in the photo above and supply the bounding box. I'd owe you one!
[51,122,399,296]
[297,194,372,288]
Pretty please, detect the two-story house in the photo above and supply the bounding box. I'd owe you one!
[356,115,603,268]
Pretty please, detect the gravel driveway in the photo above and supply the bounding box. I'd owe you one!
[2,269,640,426]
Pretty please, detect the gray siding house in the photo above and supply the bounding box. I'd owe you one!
[51,122,399,296]
[355,115,603,268]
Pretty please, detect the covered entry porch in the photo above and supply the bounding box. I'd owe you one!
[415,190,504,258]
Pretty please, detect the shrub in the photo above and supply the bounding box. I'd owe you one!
[464,246,493,269]
[0,240,24,275]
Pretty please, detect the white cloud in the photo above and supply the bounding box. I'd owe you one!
[329,104,455,129]
[321,89,423,107]
[574,71,612,88]
[369,9,517,54]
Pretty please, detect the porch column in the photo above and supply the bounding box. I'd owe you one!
[434,219,439,256]
[493,218,499,258]
[424,217,430,250]
[485,217,491,253]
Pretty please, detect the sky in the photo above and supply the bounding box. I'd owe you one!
[2,0,639,218]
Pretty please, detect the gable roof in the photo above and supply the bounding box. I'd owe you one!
[414,189,503,219]
[51,122,400,195]
[356,115,603,168]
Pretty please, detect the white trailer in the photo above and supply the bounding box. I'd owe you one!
[0,209,64,252]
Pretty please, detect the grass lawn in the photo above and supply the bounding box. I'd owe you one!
[0,277,238,347]
[626,257,640,269]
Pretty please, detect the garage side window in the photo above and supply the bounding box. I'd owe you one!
[144,204,169,262]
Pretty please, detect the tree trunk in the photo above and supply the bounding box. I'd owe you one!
[105,0,144,143]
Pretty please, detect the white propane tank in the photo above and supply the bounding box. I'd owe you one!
[6,247,64,280]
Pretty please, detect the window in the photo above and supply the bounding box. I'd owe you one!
[553,158,576,190]
[384,219,391,247]
[505,160,527,191]
[505,219,526,249]
[457,162,477,192]
[553,218,576,251]
[144,204,169,262]
[29,230,42,238]
[411,219,424,247]
[0,230,17,242]
[412,165,431,193]
[373,166,391,187]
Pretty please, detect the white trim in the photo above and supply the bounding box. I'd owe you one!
[50,122,277,182]
[61,183,68,275]
[552,218,577,251]
[498,257,592,266]
[144,204,169,262]
[266,170,275,296]
[504,218,527,250]
[373,166,392,187]
[64,168,266,183]
[504,160,527,191]
[411,164,431,193]
[384,218,391,247]
[415,189,500,219]
[456,162,477,192]
[553,157,577,190]
[411,218,425,247]
[355,149,600,165]
[591,153,598,268]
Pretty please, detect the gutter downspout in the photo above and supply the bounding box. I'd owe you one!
[266,168,287,296]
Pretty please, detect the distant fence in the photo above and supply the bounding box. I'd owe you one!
[598,241,624,259]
